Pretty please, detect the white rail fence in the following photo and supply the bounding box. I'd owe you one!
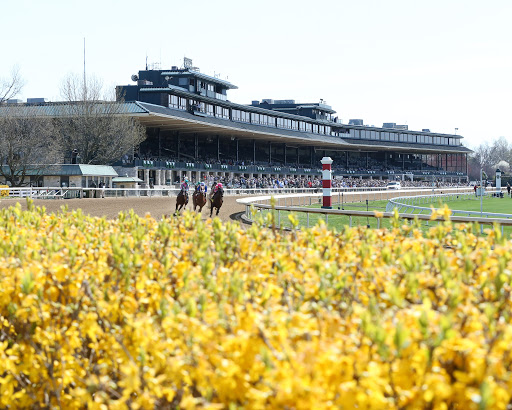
[237,187,511,233]
[0,185,474,200]
[385,189,510,220]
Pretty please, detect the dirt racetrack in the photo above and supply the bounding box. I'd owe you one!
[0,195,249,223]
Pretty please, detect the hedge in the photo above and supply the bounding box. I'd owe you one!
[0,200,511,408]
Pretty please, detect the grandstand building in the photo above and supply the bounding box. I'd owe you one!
[1,58,471,187]
[115,59,471,186]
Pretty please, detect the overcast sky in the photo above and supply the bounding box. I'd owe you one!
[2,0,511,149]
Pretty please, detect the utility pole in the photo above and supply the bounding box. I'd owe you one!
[480,168,483,234]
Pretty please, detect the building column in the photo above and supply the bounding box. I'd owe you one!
[166,170,171,185]
[158,128,161,160]
[144,169,150,186]
[253,139,256,164]
[156,169,162,186]
[177,132,181,161]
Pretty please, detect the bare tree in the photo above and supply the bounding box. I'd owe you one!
[469,137,512,180]
[57,74,146,164]
[0,66,24,104]
[495,160,510,174]
[0,115,60,187]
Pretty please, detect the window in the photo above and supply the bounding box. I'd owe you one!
[251,113,260,124]
[291,120,298,130]
[189,78,195,86]
[325,126,331,135]
[169,95,178,108]
[312,124,319,134]
[232,109,250,122]
[277,118,292,129]
[266,116,275,127]
[240,111,250,123]
[189,99,204,113]
[206,104,214,116]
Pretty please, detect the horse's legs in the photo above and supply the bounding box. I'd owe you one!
[216,207,220,216]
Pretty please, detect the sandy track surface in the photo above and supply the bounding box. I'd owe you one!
[0,195,248,223]
[0,188,470,224]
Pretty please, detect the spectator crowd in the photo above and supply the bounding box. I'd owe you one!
[196,175,468,190]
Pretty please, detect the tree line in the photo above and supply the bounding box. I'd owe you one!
[467,137,511,181]
[0,69,146,186]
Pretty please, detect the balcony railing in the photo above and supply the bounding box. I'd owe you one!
[125,160,466,177]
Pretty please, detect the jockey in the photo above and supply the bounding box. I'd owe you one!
[200,181,207,193]
[180,178,190,193]
[209,182,222,205]
[212,182,222,195]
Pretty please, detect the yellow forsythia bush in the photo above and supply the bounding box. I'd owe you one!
[1,200,512,409]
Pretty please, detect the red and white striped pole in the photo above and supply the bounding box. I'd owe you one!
[321,157,333,209]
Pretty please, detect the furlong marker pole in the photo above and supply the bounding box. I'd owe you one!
[321,157,333,209]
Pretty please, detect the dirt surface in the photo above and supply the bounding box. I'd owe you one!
[0,187,473,224]
[0,195,249,223]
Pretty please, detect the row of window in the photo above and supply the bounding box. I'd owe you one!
[347,129,461,146]
[168,95,460,145]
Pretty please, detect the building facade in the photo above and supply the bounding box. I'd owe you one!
[1,58,471,187]
[115,59,470,185]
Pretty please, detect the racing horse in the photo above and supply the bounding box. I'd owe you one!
[193,189,207,212]
[209,188,224,217]
[175,190,188,214]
